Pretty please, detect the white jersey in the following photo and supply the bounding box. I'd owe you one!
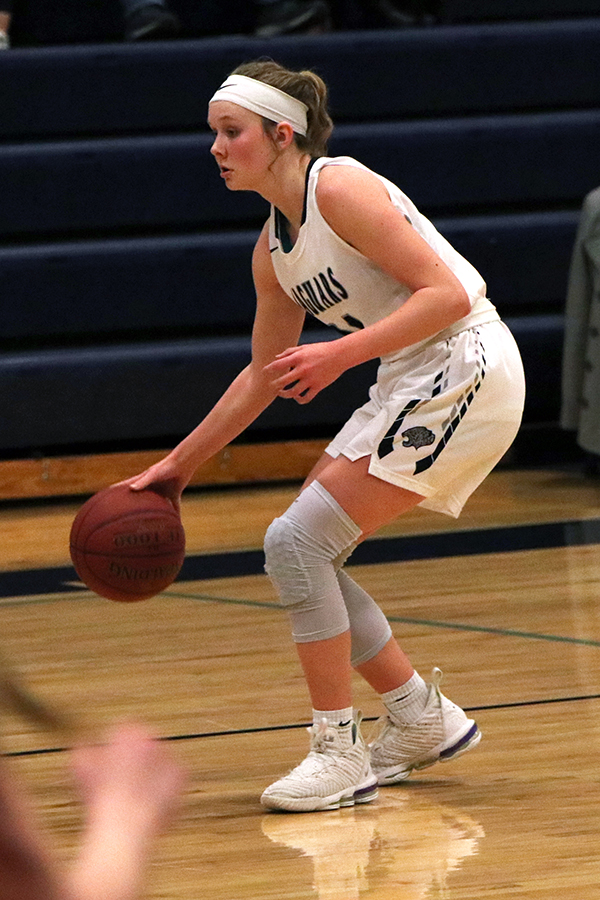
[268,156,499,361]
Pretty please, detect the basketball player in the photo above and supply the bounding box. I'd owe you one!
[127,61,525,813]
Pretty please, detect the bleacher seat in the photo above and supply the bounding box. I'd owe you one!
[1,111,598,238]
[3,19,600,139]
[0,210,577,344]
[1,14,598,459]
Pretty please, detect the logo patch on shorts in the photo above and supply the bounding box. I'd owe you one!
[401,426,435,449]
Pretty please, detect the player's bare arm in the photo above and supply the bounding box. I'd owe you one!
[315,166,471,361]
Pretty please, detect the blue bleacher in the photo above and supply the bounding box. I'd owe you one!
[1,13,598,459]
[2,19,600,138]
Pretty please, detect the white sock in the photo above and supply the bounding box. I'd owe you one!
[313,707,354,747]
[381,672,429,725]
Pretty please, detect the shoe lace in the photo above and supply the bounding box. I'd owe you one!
[280,720,343,780]
[310,718,341,754]
[370,667,445,748]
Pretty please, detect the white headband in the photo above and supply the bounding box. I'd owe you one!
[209,74,308,137]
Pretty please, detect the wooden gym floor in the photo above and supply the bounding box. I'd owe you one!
[1,463,600,898]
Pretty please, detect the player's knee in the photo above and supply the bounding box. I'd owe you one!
[264,482,362,615]
[264,500,354,639]
[264,515,302,606]
[263,515,286,573]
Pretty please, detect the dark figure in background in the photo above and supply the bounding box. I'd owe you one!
[0,0,181,45]
[0,0,12,46]
[254,0,441,36]
[560,187,600,475]
[121,0,181,40]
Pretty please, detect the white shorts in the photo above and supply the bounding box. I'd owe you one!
[326,320,525,518]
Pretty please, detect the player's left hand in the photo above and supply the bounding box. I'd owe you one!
[264,341,349,404]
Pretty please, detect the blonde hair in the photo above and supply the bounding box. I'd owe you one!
[231,60,333,157]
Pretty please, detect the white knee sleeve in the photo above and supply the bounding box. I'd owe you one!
[264,481,361,643]
[264,482,393,661]
[337,570,393,667]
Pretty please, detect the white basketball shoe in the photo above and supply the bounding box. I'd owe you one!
[369,668,481,785]
[261,712,379,812]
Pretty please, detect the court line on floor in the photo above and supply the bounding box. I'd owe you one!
[7,692,600,759]
[0,583,598,650]
[1,515,600,600]
[385,615,600,648]
[163,590,600,649]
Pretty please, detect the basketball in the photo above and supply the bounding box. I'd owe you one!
[69,483,186,602]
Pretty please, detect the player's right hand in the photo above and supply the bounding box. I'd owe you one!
[119,458,186,513]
